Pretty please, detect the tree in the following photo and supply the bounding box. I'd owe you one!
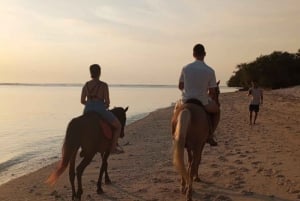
[227,49,300,89]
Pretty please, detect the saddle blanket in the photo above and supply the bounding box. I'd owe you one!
[100,119,113,140]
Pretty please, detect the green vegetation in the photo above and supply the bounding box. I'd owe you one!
[227,49,300,89]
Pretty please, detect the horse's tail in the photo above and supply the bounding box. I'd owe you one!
[173,108,190,181]
[46,118,80,185]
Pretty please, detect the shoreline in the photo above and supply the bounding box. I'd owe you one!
[1,88,299,201]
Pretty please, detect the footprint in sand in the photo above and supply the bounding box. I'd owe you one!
[239,154,247,158]
[272,162,283,166]
[213,195,233,201]
[225,152,235,156]
[50,190,62,199]
[241,190,254,196]
[227,170,237,175]
[234,159,243,165]
[251,161,262,168]
[218,156,228,162]
[212,171,221,177]
[210,163,219,168]
[247,156,255,160]
[262,168,277,177]
[239,167,249,172]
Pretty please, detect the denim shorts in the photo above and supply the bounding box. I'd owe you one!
[84,100,116,123]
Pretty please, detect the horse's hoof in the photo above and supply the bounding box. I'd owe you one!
[186,189,193,201]
[105,179,111,184]
[194,177,201,182]
[72,195,81,201]
[181,187,187,194]
[97,188,104,194]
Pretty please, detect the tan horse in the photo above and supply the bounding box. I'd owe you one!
[47,107,128,201]
[172,87,220,201]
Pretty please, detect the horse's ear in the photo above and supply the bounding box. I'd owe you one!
[217,80,220,86]
[124,106,129,112]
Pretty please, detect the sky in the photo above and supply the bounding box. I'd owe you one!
[0,0,299,85]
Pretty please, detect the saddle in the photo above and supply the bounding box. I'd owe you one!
[99,119,113,140]
[84,112,113,140]
[80,113,113,158]
[171,99,213,138]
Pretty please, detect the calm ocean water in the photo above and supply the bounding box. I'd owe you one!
[0,84,237,185]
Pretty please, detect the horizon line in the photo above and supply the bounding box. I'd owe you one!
[0,82,234,88]
[0,82,178,88]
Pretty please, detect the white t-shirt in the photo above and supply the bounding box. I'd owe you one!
[179,60,217,105]
[249,87,263,105]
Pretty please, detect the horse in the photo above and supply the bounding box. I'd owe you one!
[46,106,128,201]
[172,84,220,201]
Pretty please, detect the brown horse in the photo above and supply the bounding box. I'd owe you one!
[172,86,220,201]
[47,107,128,201]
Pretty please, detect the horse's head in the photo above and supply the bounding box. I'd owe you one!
[110,106,129,138]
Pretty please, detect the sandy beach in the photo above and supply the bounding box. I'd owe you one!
[0,87,299,201]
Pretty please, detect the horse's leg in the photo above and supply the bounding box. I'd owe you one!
[191,147,200,182]
[76,154,95,200]
[69,151,78,201]
[180,149,192,194]
[97,152,110,194]
[186,150,193,201]
[193,163,201,182]
[103,152,111,184]
[187,149,193,174]
[181,176,187,194]
[194,141,206,182]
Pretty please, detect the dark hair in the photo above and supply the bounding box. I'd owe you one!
[89,64,101,78]
[193,44,206,56]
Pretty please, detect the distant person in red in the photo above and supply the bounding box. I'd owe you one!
[248,81,263,125]
[81,64,122,153]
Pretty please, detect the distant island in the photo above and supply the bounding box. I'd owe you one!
[227,49,300,89]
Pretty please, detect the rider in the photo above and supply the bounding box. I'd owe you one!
[81,64,122,153]
[178,44,220,146]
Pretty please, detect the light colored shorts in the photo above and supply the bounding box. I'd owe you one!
[84,100,116,123]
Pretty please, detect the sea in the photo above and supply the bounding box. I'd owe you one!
[0,84,237,186]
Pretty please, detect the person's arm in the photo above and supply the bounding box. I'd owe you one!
[247,89,252,96]
[260,89,263,104]
[178,81,184,90]
[207,71,219,103]
[178,68,184,91]
[103,83,110,109]
[80,85,87,105]
[208,87,217,100]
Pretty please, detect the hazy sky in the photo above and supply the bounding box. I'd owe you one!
[0,0,299,85]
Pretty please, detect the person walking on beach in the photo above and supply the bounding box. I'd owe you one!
[248,81,263,125]
[178,43,220,146]
[81,64,122,153]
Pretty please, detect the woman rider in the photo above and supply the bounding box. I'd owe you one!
[81,64,122,153]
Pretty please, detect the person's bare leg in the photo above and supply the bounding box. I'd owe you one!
[254,112,258,124]
[110,119,121,153]
[204,101,220,146]
[249,111,253,125]
[212,111,220,133]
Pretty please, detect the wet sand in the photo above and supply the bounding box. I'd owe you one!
[0,86,299,201]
